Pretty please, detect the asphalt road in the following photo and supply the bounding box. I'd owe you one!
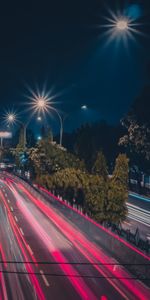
[128,193,150,211]
[0,173,150,300]
[122,193,150,240]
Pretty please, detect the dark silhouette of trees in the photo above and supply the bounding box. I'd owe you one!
[119,86,150,174]
[92,151,108,180]
[61,121,124,172]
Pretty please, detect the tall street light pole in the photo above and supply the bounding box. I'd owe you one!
[34,96,63,146]
[49,107,63,146]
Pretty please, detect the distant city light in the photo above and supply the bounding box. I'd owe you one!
[0,131,12,138]
[37,136,42,140]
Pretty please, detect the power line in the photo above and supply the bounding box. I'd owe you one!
[0,270,149,280]
[0,261,150,266]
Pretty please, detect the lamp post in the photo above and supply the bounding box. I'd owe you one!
[116,19,129,31]
[49,107,63,146]
[6,113,27,151]
[33,96,63,146]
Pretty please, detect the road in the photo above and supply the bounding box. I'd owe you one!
[0,173,150,300]
[122,193,150,240]
[128,193,150,211]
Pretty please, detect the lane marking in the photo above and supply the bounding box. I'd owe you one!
[129,193,150,203]
[127,202,150,214]
[128,215,150,227]
[40,270,50,287]
[14,216,18,222]
[10,206,14,212]
[20,228,24,236]
[8,199,10,203]
[27,244,34,256]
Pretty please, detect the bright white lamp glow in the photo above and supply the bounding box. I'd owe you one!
[37,97,46,109]
[6,113,16,124]
[81,105,87,110]
[8,114,15,122]
[116,19,128,31]
[26,85,64,146]
[100,10,141,50]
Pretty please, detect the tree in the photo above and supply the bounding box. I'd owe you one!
[29,136,85,177]
[36,158,128,224]
[92,151,108,180]
[18,125,25,149]
[84,175,108,222]
[107,154,129,223]
[43,168,88,205]
[37,167,107,221]
[26,129,36,147]
[119,86,150,173]
[13,126,25,169]
[74,121,124,172]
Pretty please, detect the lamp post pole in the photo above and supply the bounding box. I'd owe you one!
[51,108,63,146]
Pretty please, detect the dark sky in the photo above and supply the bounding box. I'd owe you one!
[0,0,150,132]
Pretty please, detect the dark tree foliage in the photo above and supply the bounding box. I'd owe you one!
[66,121,125,172]
[120,86,150,173]
[92,151,108,180]
[12,127,36,148]
[107,154,129,223]
[29,136,85,177]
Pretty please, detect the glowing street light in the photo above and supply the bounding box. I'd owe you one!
[101,10,141,50]
[116,19,128,31]
[32,94,63,146]
[5,112,27,150]
[81,105,87,110]
[37,97,46,109]
[7,113,16,123]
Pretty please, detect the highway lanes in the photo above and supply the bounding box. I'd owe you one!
[0,174,150,299]
[0,191,43,300]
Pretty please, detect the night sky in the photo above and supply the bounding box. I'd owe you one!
[0,0,150,132]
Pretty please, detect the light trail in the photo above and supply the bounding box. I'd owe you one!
[127,203,150,227]
[2,174,150,299]
[39,186,150,261]
[0,244,7,268]
[129,193,150,203]
[0,191,46,300]
[12,188,97,300]
[18,183,150,300]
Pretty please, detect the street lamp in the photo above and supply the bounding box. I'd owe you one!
[81,105,88,110]
[37,116,42,121]
[37,97,46,109]
[7,113,16,123]
[5,112,27,151]
[116,19,128,31]
[33,95,63,146]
